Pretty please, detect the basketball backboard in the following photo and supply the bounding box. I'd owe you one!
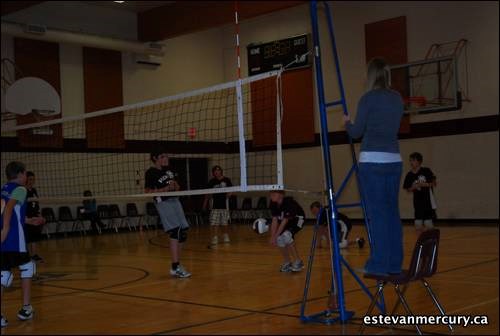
[389,56,462,114]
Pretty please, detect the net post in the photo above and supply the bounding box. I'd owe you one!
[276,72,284,188]
[309,0,348,322]
[236,79,248,192]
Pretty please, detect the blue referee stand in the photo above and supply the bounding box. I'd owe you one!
[300,0,386,324]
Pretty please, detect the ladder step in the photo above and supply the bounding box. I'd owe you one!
[336,203,362,209]
[326,99,343,107]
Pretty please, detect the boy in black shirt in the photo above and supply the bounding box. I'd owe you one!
[269,190,305,273]
[309,202,352,249]
[145,150,191,278]
[203,166,233,246]
[403,152,437,233]
[24,172,46,262]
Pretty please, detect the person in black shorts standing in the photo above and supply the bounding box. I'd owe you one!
[403,152,437,233]
[24,172,46,263]
[145,149,191,278]
[203,165,233,246]
[269,190,305,273]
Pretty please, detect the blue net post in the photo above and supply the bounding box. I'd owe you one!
[300,0,386,324]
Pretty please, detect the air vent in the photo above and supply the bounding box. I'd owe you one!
[24,24,46,35]
[147,42,164,50]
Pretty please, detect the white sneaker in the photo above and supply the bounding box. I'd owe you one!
[280,262,292,273]
[169,265,191,278]
[17,305,34,321]
[1,315,8,328]
[223,233,230,243]
[291,260,304,272]
[211,236,218,245]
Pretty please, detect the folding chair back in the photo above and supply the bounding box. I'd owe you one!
[58,206,74,221]
[108,204,123,218]
[126,203,140,217]
[146,202,158,216]
[41,207,57,222]
[241,198,252,210]
[407,229,440,280]
[256,197,268,209]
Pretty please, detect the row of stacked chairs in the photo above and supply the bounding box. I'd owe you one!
[38,197,272,238]
[230,196,272,224]
[39,203,160,238]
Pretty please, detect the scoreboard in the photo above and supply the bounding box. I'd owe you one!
[247,34,310,76]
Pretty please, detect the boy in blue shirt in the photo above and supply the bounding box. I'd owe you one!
[1,162,41,327]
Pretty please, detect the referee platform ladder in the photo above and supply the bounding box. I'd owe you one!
[300,0,386,325]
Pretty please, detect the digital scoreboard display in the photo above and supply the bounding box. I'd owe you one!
[247,34,309,76]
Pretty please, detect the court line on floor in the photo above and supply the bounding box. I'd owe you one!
[151,312,256,335]
[1,264,150,304]
[152,310,447,336]
[38,281,302,318]
[437,258,498,274]
[16,256,499,314]
[7,256,497,334]
[447,297,499,314]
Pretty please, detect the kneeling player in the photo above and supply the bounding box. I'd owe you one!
[2,162,39,328]
[269,191,305,273]
[310,202,352,249]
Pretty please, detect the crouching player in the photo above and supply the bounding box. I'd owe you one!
[310,201,353,249]
[269,190,305,273]
[1,162,40,328]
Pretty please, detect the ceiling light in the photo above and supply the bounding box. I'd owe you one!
[114,1,125,3]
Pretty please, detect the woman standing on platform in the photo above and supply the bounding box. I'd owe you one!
[343,58,405,275]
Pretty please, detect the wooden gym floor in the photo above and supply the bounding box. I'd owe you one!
[1,223,498,335]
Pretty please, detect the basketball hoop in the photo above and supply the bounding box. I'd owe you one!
[403,96,427,107]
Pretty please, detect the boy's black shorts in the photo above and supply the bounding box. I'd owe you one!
[415,208,437,221]
[1,252,31,271]
[283,218,304,238]
[25,223,43,243]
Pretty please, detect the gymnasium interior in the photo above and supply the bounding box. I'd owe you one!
[0,1,498,335]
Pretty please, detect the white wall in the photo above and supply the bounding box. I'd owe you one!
[122,27,226,104]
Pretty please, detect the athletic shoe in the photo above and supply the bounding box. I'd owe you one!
[170,265,191,278]
[1,315,7,328]
[17,305,34,321]
[279,262,292,273]
[291,260,304,272]
[223,233,230,243]
[31,254,44,263]
[211,236,218,246]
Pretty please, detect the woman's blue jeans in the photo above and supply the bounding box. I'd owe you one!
[359,162,403,274]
